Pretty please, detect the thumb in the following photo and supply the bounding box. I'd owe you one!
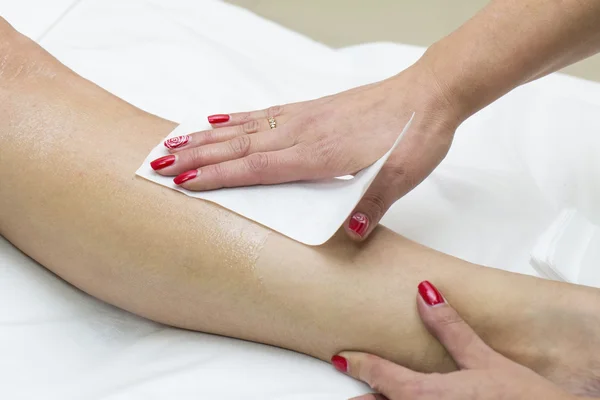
[416,281,504,370]
[346,117,455,241]
[345,167,406,241]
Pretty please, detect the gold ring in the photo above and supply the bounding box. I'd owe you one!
[268,117,277,129]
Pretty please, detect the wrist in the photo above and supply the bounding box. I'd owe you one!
[386,60,467,136]
[416,39,523,122]
[416,43,482,122]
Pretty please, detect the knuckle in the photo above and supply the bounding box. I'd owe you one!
[313,140,341,170]
[265,105,284,117]
[293,142,311,162]
[244,153,270,174]
[188,146,204,163]
[235,112,254,124]
[387,164,410,186]
[202,129,215,143]
[385,164,420,198]
[241,120,261,134]
[361,355,387,388]
[433,309,465,328]
[206,162,225,181]
[201,129,222,145]
[316,139,336,160]
[228,135,252,157]
[361,192,388,219]
[290,143,316,171]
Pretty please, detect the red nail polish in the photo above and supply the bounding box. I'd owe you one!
[164,135,189,149]
[150,155,176,171]
[418,281,445,306]
[173,170,198,185]
[349,212,369,236]
[331,355,348,373]
[207,114,230,124]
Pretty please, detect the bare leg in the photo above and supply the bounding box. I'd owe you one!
[0,21,598,396]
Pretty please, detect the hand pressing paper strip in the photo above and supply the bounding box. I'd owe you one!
[136,113,414,245]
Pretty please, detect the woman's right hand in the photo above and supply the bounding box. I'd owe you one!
[151,59,464,241]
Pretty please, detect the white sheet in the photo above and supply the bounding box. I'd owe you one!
[0,0,78,40]
[2,0,600,398]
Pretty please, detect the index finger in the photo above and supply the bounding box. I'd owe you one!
[417,281,503,370]
[208,103,297,127]
[173,148,314,190]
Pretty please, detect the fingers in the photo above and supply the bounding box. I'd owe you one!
[173,148,313,190]
[332,353,423,399]
[151,130,293,176]
[416,281,503,370]
[207,106,283,127]
[164,119,273,152]
[207,102,307,128]
[344,166,403,241]
[208,84,375,129]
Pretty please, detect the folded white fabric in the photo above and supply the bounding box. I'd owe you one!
[531,208,600,287]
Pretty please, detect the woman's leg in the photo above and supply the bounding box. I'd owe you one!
[0,21,598,395]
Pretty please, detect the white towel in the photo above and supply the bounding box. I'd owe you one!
[531,208,600,288]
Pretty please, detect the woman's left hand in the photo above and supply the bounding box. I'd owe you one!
[331,281,579,400]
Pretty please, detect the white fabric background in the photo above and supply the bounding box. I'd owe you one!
[1,0,600,398]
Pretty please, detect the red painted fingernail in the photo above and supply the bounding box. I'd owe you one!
[150,155,176,170]
[173,170,198,185]
[331,355,348,373]
[349,212,369,236]
[164,135,190,149]
[418,281,445,306]
[207,114,230,124]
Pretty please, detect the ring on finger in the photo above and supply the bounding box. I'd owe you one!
[268,117,277,129]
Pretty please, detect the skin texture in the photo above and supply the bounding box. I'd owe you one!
[0,19,599,397]
[150,0,600,242]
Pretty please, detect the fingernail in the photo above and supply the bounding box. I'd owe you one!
[164,135,190,149]
[418,281,445,306]
[349,212,369,236]
[207,114,230,124]
[150,155,176,171]
[331,355,348,373]
[173,170,198,185]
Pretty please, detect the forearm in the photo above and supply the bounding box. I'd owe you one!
[418,0,600,120]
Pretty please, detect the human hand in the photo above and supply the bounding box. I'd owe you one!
[150,62,463,241]
[330,281,580,400]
